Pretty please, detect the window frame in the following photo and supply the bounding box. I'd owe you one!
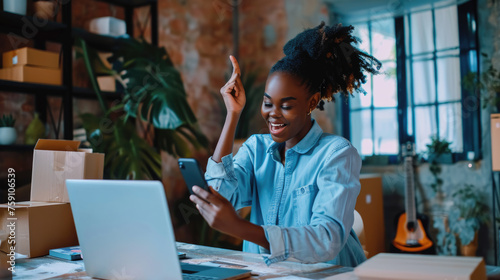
[340,0,481,163]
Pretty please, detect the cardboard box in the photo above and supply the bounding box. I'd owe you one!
[97,76,116,92]
[356,174,385,258]
[30,139,104,203]
[0,202,78,258]
[354,253,486,280]
[2,47,60,69]
[0,65,62,85]
[492,114,500,171]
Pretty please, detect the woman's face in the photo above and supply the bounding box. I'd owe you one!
[261,72,319,148]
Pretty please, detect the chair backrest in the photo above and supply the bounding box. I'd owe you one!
[353,210,368,257]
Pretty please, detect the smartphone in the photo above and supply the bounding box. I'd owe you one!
[178,158,209,195]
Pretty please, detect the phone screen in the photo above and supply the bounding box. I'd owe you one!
[178,158,209,195]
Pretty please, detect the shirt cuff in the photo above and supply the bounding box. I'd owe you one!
[261,225,289,265]
[206,154,237,191]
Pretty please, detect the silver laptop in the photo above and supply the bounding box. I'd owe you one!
[66,179,251,280]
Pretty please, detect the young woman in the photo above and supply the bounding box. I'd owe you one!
[189,22,381,267]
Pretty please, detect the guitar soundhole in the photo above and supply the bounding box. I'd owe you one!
[407,221,415,232]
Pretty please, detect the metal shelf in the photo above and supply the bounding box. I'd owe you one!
[0,11,69,42]
[95,0,157,8]
[73,87,123,100]
[72,28,133,53]
[0,144,34,152]
[0,80,67,96]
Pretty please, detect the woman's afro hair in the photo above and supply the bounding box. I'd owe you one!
[270,22,382,110]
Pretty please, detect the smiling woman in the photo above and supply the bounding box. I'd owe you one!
[189,22,381,267]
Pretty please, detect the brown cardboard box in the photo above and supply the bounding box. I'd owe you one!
[0,202,78,258]
[492,114,500,171]
[0,65,62,85]
[30,139,104,203]
[354,253,486,280]
[97,76,116,92]
[2,47,60,69]
[357,174,385,258]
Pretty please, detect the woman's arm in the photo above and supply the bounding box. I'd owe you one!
[212,55,246,163]
[190,186,269,249]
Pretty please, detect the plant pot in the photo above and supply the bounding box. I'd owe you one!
[3,0,27,15]
[429,153,454,164]
[460,231,478,256]
[0,127,17,145]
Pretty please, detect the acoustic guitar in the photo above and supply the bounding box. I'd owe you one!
[392,142,435,254]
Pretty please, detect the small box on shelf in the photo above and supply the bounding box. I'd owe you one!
[2,47,60,69]
[0,47,62,85]
[0,65,62,85]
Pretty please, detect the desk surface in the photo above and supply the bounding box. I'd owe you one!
[12,243,500,280]
[13,242,352,280]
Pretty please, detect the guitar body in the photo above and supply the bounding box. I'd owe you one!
[391,212,435,254]
[391,142,436,254]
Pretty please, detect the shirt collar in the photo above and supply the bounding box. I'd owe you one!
[266,119,323,155]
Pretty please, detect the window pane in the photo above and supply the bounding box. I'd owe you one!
[373,109,399,154]
[439,103,463,152]
[350,75,372,109]
[413,60,436,105]
[353,23,370,54]
[371,18,396,61]
[437,57,461,102]
[407,106,413,136]
[410,10,434,54]
[435,5,459,50]
[415,106,437,153]
[351,110,373,156]
[374,61,397,107]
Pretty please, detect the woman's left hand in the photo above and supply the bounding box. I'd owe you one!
[189,186,243,235]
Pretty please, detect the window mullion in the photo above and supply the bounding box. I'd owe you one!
[395,16,408,148]
[432,8,440,139]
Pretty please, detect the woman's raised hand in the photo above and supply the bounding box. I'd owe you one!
[220,55,246,115]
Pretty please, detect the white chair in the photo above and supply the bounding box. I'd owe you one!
[353,210,369,257]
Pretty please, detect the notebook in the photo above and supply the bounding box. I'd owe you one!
[66,179,251,280]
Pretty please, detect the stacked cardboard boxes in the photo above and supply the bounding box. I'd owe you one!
[0,47,62,85]
[0,139,104,258]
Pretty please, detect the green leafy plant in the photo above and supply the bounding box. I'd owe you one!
[75,37,208,179]
[0,114,15,127]
[426,136,452,193]
[433,216,457,256]
[463,53,500,111]
[434,184,489,255]
[449,184,489,246]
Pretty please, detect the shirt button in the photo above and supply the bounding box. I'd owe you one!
[301,188,305,194]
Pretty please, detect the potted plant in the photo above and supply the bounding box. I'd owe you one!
[449,184,489,256]
[0,114,16,145]
[75,37,208,179]
[426,136,453,194]
[435,184,489,256]
[3,0,27,15]
[463,54,500,112]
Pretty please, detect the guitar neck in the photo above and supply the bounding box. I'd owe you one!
[404,156,417,223]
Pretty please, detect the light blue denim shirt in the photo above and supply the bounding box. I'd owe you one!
[205,120,366,267]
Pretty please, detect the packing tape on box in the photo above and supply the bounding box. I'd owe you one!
[54,152,66,172]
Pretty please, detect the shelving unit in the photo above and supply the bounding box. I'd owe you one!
[0,0,158,149]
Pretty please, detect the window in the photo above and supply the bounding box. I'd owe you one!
[347,19,398,157]
[342,0,480,161]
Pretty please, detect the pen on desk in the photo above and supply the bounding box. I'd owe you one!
[209,260,247,268]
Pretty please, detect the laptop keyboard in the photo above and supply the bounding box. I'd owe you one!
[183,274,218,280]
